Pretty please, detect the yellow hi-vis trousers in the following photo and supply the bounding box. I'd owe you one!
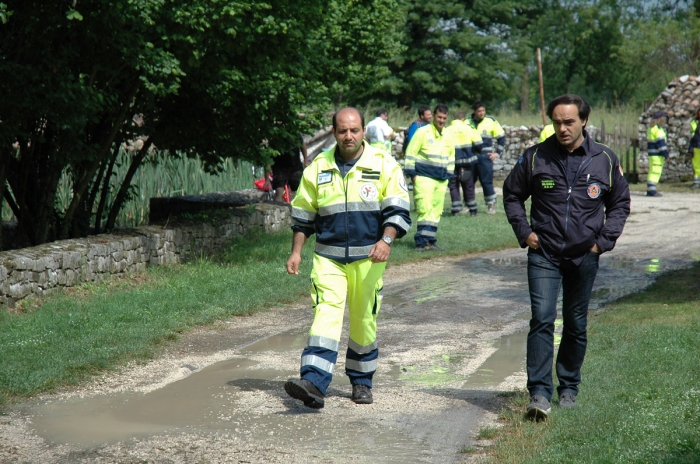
[647,155,665,194]
[413,175,448,246]
[299,254,385,394]
[692,148,700,183]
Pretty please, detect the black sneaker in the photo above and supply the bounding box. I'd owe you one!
[559,391,577,408]
[646,191,663,197]
[526,395,551,420]
[284,378,325,409]
[426,243,444,251]
[415,244,427,252]
[470,210,478,217]
[352,384,373,404]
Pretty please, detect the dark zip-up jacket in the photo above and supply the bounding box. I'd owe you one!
[503,132,631,267]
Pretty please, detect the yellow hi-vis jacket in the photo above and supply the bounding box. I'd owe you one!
[445,119,483,167]
[647,124,668,159]
[539,123,555,143]
[467,115,506,155]
[403,123,455,180]
[291,141,412,264]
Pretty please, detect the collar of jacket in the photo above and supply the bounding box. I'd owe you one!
[330,140,382,171]
[542,130,603,157]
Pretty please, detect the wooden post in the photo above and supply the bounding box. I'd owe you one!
[537,48,546,125]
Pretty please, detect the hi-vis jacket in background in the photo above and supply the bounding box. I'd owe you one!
[403,123,455,181]
[467,115,506,156]
[291,142,411,264]
[446,119,483,167]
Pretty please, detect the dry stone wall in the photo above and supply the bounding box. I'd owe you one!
[639,75,700,182]
[0,199,291,308]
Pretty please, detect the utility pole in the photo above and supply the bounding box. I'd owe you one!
[537,48,546,125]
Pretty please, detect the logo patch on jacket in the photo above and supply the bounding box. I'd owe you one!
[318,172,332,185]
[587,183,602,199]
[541,179,555,189]
[359,183,379,201]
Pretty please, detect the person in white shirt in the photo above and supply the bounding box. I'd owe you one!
[365,108,395,155]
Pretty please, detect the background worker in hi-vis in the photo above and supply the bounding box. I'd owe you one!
[404,103,455,251]
[646,111,668,197]
[284,107,411,409]
[365,108,395,155]
[688,108,700,189]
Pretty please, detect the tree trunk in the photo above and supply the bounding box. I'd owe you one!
[520,67,530,115]
[105,138,153,231]
[94,143,121,234]
[0,154,8,250]
[59,80,140,239]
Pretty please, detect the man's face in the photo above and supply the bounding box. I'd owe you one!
[433,111,448,131]
[551,103,587,151]
[473,106,486,121]
[332,108,365,159]
[420,110,433,124]
[380,113,388,121]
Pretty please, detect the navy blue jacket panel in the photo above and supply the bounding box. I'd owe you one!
[503,132,631,267]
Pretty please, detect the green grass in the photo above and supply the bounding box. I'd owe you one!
[487,262,700,464]
[0,203,517,407]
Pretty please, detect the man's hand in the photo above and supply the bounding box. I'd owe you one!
[590,243,601,253]
[488,152,499,161]
[369,241,391,263]
[286,252,302,274]
[526,232,539,249]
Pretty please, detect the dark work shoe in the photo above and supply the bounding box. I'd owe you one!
[415,244,427,252]
[646,191,663,197]
[559,391,577,408]
[470,210,478,217]
[284,378,325,409]
[425,243,444,251]
[526,395,551,421]
[352,384,373,404]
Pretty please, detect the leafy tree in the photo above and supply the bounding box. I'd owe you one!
[1,1,403,247]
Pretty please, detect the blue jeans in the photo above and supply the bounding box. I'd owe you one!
[526,249,599,401]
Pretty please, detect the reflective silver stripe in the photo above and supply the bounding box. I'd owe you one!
[421,152,451,161]
[418,229,437,237]
[417,220,439,227]
[315,243,345,257]
[307,335,339,352]
[319,201,381,216]
[292,207,316,222]
[318,203,346,216]
[382,197,410,211]
[347,201,380,212]
[301,355,335,374]
[465,155,478,163]
[384,216,410,232]
[345,358,377,373]
[349,245,374,257]
[415,159,450,168]
[485,193,498,203]
[348,338,377,355]
[454,143,473,149]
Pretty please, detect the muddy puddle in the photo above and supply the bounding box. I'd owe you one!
[12,249,696,454]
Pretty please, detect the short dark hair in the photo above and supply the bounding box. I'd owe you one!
[434,103,449,115]
[472,101,485,111]
[375,108,388,118]
[454,111,465,120]
[546,94,591,123]
[418,105,430,117]
[332,107,365,129]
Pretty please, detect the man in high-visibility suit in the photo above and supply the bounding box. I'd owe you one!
[365,108,395,155]
[404,103,455,250]
[539,123,555,143]
[646,111,668,197]
[445,111,483,216]
[467,101,506,214]
[284,107,411,409]
[688,108,700,189]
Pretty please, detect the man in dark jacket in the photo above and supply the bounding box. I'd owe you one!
[503,94,631,420]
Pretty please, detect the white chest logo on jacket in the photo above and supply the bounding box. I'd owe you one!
[359,183,379,202]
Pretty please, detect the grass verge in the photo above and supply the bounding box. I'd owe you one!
[485,262,700,463]
[0,203,517,407]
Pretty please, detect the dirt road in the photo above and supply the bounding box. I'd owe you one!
[1,191,699,463]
